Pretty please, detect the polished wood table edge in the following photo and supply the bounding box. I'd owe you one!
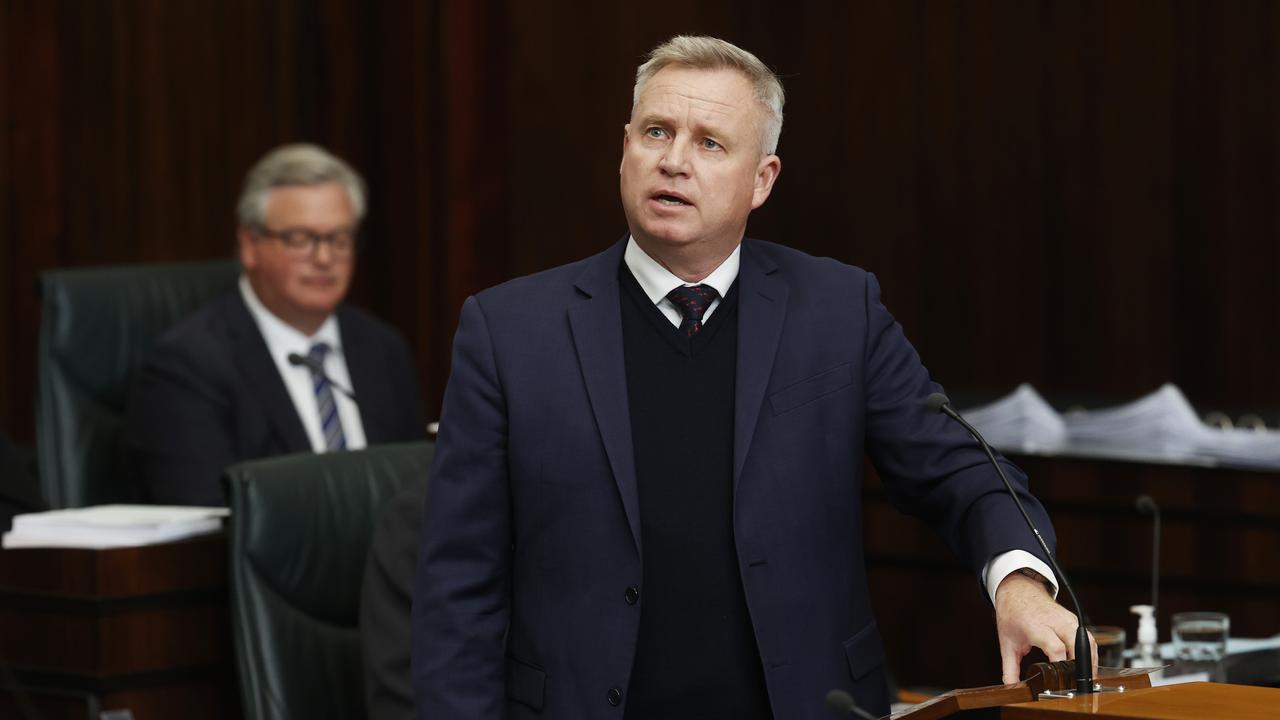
[1001,682,1280,719]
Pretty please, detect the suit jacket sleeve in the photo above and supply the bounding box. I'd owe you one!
[126,338,241,506]
[412,296,511,718]
[859,273,1056,579]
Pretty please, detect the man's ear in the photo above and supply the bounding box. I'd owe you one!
[620,124,631,174]
[237,226,258,269]
[750,154,783,209]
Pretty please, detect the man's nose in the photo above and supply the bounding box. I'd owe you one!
[659,137,691,176]
[311,238,335,265]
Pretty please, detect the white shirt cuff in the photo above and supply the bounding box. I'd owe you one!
[983,550,1059,604]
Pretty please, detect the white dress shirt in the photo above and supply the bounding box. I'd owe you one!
[238,275,367,452]
[622,237,1057,603]
[624,236,739,328]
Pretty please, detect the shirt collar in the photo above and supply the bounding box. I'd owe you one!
[238,275,341,353]
[623,236,741,305]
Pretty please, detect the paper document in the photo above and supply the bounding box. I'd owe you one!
[1061,384,1280,469]
[958,383,1068,454]
[2,504,229,550]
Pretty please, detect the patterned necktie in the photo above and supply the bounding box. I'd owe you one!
[307,342,347,451]
[666,284,719,336]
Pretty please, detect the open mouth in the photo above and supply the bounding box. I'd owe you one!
[652,192,692,207]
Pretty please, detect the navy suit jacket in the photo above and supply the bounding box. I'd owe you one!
[413,238,1055,719]
[127,290,426,505]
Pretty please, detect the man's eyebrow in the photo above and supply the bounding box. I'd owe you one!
[635,112,674,127]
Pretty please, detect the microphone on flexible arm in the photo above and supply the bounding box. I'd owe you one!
[287,352,360,403]
[1135,494,1161,612]
[926,392,1096,695]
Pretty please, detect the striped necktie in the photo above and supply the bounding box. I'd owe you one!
[307,342,347,452]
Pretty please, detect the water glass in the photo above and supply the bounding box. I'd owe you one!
[1089,625,1126,668]
[1172,611,1230,662]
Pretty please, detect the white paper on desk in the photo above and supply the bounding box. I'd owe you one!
[959,384,1068,454]
[1061,384,1212,463]
[2,504,229,549]
[1193,426,1280,469]
[1060,383,1280,469]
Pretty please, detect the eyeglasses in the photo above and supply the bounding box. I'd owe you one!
[253,225,358,258]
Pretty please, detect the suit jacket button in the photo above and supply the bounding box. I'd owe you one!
[624,585,640,605]
[607,687,623,706]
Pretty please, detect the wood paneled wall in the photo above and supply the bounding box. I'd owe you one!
[867,454,1280,689]
[3,1,1279,442]
[2,0,1279,695]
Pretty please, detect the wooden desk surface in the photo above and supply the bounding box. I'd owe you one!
[1002,682,1280,719]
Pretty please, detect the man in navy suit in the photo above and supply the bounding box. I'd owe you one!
[414,37,1085,719]
[127,144,425,505]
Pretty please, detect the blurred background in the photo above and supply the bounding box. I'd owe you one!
[1,0,1278,692]
[3,0,1277,438]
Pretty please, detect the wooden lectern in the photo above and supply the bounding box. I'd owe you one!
[0,534,237,719]
[896,661,1280,719]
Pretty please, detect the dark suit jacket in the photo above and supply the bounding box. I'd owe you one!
[126,290,426,506]
[360,472,428,720]
[412,238,1055,719]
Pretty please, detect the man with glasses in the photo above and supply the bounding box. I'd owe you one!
[127,144,426,506]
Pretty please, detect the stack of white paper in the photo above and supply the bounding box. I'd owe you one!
[959,384,1068,454]
[1192,424,1280,469]
[959,382,1280,470]
[1061,384,1212,464]
[2,505,229,550]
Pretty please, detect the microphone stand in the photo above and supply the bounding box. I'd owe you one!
[286,352,360,402]
[1135,494,1161,613]
[928,393,1098,695]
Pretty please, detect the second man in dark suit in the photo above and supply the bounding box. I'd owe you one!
[127,144,425,506]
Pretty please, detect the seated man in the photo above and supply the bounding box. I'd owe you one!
[127,144,425,506]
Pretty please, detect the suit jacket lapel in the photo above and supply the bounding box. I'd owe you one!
[734,240,788,489]
[567,240,642,552]
[224,293,312,454]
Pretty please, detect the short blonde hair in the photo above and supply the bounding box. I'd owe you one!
[236,143,367,226]
[632,36,785,155]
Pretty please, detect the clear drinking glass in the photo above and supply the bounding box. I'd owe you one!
[1089,625,1127,668]
[1172,607,1228,681]
[1172,611,1230,662]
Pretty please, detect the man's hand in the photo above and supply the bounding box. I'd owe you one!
[994,571,1097,684]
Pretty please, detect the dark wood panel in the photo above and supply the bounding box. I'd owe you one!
[0,534,225,598]
[866,454,1280,690]
[0,605,230,675]
[4,1,1280,444]
[0,534,236,718]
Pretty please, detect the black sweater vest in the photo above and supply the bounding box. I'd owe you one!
[619,267,772,719]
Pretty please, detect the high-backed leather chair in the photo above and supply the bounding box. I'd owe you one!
[36,260,239,507]
[225,441,434,720]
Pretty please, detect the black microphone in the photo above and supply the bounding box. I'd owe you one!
[824,689,878,720]
[927,392,1095,695]
[1135,494,1161,612]
[287,352,359,402]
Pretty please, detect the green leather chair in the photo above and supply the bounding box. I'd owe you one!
[225,441,434,720]
[36,260,239,507]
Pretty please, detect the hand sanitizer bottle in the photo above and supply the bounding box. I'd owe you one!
[1130,604,1161,675]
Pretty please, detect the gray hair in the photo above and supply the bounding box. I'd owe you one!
[632,36,785,155]
[236,143,367,227]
